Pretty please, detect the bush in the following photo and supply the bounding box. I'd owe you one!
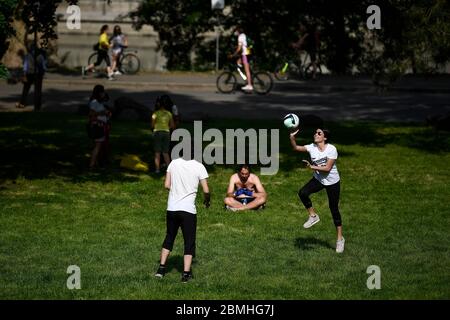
[0,64,10,79]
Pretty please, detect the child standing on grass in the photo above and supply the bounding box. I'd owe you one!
[88,85,112,169]
[151,96,175,174]
[289,127,345,253]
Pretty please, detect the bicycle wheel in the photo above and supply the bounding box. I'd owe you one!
[304,62,322,80]
[274,62,290,81]
[120,53,140,75]
[253,72,273,95]
[216,72,237,93]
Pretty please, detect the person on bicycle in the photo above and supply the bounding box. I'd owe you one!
[83,25,115,81]
[292,23,320,80]
[110,25,128,76]
[231,26,253,91]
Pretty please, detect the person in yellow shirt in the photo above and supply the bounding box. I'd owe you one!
[152,96,175,173]
[83,25,115,81]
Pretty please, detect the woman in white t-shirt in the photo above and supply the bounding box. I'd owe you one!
[110,25,128,75]
[289,128,345,253]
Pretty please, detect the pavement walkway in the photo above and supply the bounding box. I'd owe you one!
[1,72,449,122]
[40,72,450,93]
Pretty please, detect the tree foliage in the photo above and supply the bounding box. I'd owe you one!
[0,1,112,78]
[377,0,450,73]
[0,0,18,78]
[1,0,449,75]
[131,0,450,74]
[20,0,68,46]
[130,0,216,70]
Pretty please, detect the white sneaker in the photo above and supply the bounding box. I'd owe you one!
[242,85,253,91]
[336,237,345,253]
[225,205,238,212]
[303,214,320,229]
[114,71,122,75]
[108,75,116,81]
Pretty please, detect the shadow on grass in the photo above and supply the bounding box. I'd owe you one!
[277,121,450,172]
[0,112,156,183]
[0,111,449,183]
[289,122,450,153]
[156,255,185,274]
[294,237,334,251]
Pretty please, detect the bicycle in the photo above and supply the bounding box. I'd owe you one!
[216,58,273,95]
[88,47,141,75]
[274,51,322,81]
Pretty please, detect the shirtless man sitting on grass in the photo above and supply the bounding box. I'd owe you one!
[224,164,267,211]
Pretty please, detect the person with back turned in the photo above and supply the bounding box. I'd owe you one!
[154,149,210,282]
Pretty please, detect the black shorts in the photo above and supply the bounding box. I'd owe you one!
[95,50,111,67]
[162,211,197,256]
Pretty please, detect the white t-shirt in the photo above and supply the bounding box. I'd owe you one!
[111,34,125,50]
[238,33,249,56]
[304,143,340,185]
[89,99,108,123]
[167,158,209,214]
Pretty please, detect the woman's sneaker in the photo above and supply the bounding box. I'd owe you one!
[154,265,166,278]
[336,237,345,253]
[181,271,193,283]
[303,214,320,228]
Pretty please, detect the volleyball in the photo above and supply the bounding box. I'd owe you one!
[283,113,300,129]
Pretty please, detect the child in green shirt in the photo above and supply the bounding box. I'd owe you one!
[152,96,175,173]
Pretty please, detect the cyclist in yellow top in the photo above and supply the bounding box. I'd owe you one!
[83,25,115,81]
[152,96,175,174]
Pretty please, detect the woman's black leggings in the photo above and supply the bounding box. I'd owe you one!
[298,178,342,227]
[162,211,197,256]
[95,50,111,67]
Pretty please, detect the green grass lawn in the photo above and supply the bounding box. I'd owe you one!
[0,112,449,299]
